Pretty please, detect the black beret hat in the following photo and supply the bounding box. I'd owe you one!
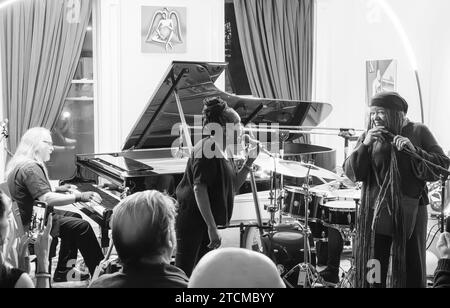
[370,92,408,113]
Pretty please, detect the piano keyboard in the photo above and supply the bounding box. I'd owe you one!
[70,182,121,226]
[75,200,109,217]
[74,182,121,210]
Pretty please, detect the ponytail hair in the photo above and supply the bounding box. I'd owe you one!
[202,96,232,127]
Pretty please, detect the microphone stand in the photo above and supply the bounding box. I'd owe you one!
[338,129,359,160]
[398,146,450,232]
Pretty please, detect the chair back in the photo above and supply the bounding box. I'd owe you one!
[1,182,29,271]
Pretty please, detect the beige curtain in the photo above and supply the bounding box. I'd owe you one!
[234,0,314,101]
[0,0,91,153]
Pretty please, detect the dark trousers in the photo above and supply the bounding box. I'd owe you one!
[327,227,344,270]
[50,210,104,275]
[175,212,211,277]
[373,205,428,288]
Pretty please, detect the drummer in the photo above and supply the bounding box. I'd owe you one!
[318,181,359,285]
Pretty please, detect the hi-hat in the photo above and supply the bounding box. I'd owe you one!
[253,155,340,180]
[256,143,334,156]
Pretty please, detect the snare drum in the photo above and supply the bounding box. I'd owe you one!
[330,188,361,202]
[283,186,326,222]
[321,200,356,230]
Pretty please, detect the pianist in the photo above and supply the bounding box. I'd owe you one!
[5,127,104,282]
[175,97,260,276]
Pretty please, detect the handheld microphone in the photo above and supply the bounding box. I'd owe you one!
[243,134,274,158]
[382,130,396,142]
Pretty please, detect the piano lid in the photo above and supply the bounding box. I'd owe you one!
[122,61,332,151]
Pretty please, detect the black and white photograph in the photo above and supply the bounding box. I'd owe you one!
[0,0,450,294]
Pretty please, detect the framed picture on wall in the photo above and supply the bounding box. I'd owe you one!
[366,59,397,105]
[141,6,187,53]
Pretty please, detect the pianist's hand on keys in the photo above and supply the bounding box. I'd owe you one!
[54,184,78,193]
[74,191,102,204]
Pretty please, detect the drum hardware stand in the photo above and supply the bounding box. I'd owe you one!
[266,170,278,227]
[278,131,289,224]
[336,199,359,288]
[283,162,324,288]
[338,129,358,160]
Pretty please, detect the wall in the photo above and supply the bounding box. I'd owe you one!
[95,0,224,152]
[314,0,450,165]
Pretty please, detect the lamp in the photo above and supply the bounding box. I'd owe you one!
[375,0,424,123]
[0,0,21,11]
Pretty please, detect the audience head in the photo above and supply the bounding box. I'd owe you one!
[188,247,285,288]
[6,127,53,176]
[111,190,177,267]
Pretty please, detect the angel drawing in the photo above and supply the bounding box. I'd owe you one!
[145,8,183,52]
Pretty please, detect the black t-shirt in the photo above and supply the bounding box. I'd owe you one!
[0,264,25,288]
[89,263,189,288]
[176,138,237,226]
[7,161,52,225]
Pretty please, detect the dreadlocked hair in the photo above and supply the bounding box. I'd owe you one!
[202,97,231,127]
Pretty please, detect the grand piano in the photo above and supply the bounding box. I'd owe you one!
[67,61,333,248]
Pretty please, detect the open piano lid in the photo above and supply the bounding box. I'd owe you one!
[122,61,333,151]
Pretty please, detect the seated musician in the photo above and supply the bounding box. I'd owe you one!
[188,247,285,288]
[89,190,189,288]
[5,127,104,282]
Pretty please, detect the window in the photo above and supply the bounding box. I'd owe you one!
[47,15,95,180]
[225,1,251,95]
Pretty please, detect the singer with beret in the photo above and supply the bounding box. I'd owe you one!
[344,92,450,288]
[175,97,259,276]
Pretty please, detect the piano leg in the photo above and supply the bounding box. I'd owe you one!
[100,211,113,251]
[101,224,109,250]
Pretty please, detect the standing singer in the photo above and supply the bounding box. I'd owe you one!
[175,97,260,276]
[344,92,450,288]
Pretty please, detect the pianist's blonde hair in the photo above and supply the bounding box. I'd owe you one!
[5,127,51,179]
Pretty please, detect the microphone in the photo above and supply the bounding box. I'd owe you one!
[243,134,274,158]
[379,130,395,142]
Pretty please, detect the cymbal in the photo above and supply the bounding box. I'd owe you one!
[255,143,334,156]
[253,155,340,180]
[283,143,334,156]
[313,177,358,190]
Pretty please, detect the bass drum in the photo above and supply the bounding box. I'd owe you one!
[242,224,316,286]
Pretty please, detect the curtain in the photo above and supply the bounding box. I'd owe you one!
[0,0,91,153]
[234,0,314,101]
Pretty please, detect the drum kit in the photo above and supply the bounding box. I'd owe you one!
[241,153,361,288]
